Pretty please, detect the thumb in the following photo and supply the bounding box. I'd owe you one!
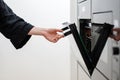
[55,29,63,32]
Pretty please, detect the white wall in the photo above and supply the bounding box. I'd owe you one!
[0,0,70,80]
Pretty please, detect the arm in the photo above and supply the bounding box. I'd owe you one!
[0,0,63,49]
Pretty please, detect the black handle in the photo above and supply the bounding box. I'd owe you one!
[61,26,72,36]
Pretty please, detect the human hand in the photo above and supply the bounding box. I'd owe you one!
[42,28,64,43]
[110,28,120,41]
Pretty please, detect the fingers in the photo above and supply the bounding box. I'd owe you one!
[114,36,120,41]
[52,34,64,43]
[112,28,120,31]
[53,38,59,43]
[44,28,64,43]
[110,33,120,41]
[110,28,120,41]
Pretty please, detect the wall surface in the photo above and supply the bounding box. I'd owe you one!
[0,0,70,80]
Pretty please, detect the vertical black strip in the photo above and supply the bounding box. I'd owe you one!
[69,23,94,75]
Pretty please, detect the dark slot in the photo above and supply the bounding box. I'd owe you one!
[61,26,72,37]
[113,47,120,55]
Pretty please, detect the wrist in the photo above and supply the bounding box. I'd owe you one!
[28,27,47,36]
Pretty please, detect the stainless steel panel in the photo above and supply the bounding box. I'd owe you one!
[92,69,108,80]
[77,62,91,80]
[92,0,120,28]
[78,0,91,19]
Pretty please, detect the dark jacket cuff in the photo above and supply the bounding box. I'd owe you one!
[10,24,34,49]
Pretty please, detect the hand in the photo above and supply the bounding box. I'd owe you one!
[28,27,64,43]
[110,28,120,41]
[42,28,64,43]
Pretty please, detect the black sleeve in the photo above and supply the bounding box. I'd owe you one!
[0,0,34,49]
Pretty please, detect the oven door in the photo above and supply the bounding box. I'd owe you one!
[63,22,113,76]
[78,19,113,76]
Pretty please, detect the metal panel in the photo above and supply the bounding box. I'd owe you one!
[92,0,120,28]
[78,0,91,19]
[92,69,108,80]
[77,62,91,80]
[111,43,120,80]
[92,12,113,24]
[92,0,113,12]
